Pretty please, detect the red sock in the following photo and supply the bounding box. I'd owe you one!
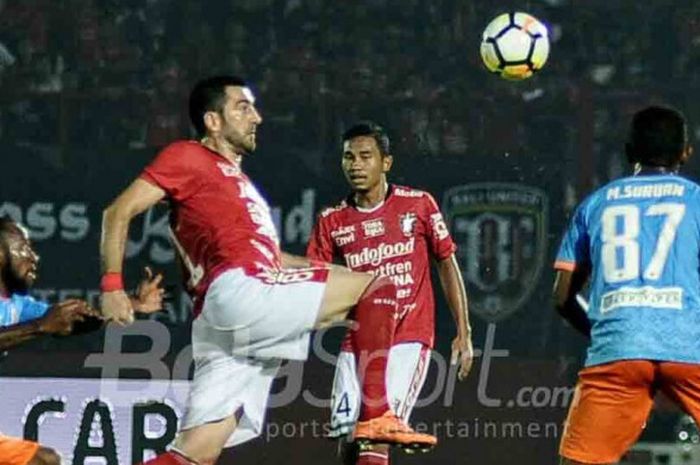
[139,451,195,465]
[350,276,398,421]
[357,450,389,465]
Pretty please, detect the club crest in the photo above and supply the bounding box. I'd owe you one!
[443,183,548,322]
[399,212,417,237]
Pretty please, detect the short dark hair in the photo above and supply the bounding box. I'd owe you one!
[342,121,391,156]
[626,106,688,167]
[0,216,17,245]
[0,216,20,261]
[189,75,247,137]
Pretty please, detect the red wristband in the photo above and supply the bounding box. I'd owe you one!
[310,259,327,268]
[100,273,124,292]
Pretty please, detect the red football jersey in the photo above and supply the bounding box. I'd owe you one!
[307,185,456,347]
[140,140,282,314]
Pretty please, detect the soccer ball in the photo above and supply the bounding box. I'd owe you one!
[480,12,550,81]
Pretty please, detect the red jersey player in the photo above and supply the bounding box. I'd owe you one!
[307,122,473,465]
[99,77,436,465]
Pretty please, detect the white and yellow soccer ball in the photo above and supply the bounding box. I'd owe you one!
[480,12,550,81]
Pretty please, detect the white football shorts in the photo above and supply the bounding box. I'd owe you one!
[328,342,431,438]
[180,266,329,447]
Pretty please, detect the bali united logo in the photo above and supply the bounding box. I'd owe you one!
[399,212,417,237]
[217,162,240,177]
[443,183,548,323]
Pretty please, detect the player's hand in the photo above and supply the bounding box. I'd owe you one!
[451,334,474,381]
[38,299,99,336]
[132,266,165,314]
[100,290,134,325]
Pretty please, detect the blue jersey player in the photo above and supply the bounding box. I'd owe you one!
[553,106,700,465]
[0,216,164,465]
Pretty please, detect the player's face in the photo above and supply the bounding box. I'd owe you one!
[1,225,39,293]
[341,136,392,192]
[217,86,262,155]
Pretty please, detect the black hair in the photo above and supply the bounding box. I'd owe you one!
[0,216,17,247]
[189,75,248,137]
[626,106,688,167]
[342,121,391,156]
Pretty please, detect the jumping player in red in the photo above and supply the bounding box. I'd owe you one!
[307,122,473,465]
[99,76,436,465]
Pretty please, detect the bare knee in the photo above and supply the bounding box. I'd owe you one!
[175,441,223,465]
[192,454,219,465]
[29,447,61,465]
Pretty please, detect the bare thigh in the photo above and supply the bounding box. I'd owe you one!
[315,265,373,328]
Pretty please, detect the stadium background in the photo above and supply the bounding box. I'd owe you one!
[2,0,700,463]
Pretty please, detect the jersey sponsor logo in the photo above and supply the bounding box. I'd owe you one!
[321,201,348,218]
[399,212,417,237]
[443,183,548,323]
[394,187,424,198]
[250,238,277,262]
[600,286,683,313]
[345,238,415,268]
[430,212,449,240]
[331,225,356,246]
[256,268,318,284]
[216,162,241,177]
[239,180,280,245]
[362,219,385,238]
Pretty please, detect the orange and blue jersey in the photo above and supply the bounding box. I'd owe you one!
[555,173,700,367]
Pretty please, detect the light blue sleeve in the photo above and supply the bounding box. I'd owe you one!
[17,295,50,323]
[0,300,11,326]
[555,201,591,271]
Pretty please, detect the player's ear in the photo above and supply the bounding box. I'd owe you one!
[382,154,393,172]
[203,111,221,134]
[681,144,693,165]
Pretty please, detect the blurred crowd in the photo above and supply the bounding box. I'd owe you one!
[1,0,700,175]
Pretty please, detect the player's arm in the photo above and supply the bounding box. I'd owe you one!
[436,253,473,381]
[0,300,96,350]
[303,213,336,267]
[101,179,166,324]
[553,266,591,338]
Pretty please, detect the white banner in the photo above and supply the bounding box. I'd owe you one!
[0,377,189,465]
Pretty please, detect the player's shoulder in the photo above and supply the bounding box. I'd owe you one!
[11,293,44,310]
[595,174,700,201]
[152,140,212,169]
[160,139,202,153]
[157,140,213,160]
[319,199,351,219]
[392,184,431,200]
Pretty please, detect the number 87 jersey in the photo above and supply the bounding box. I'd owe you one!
[555,174,700,367]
